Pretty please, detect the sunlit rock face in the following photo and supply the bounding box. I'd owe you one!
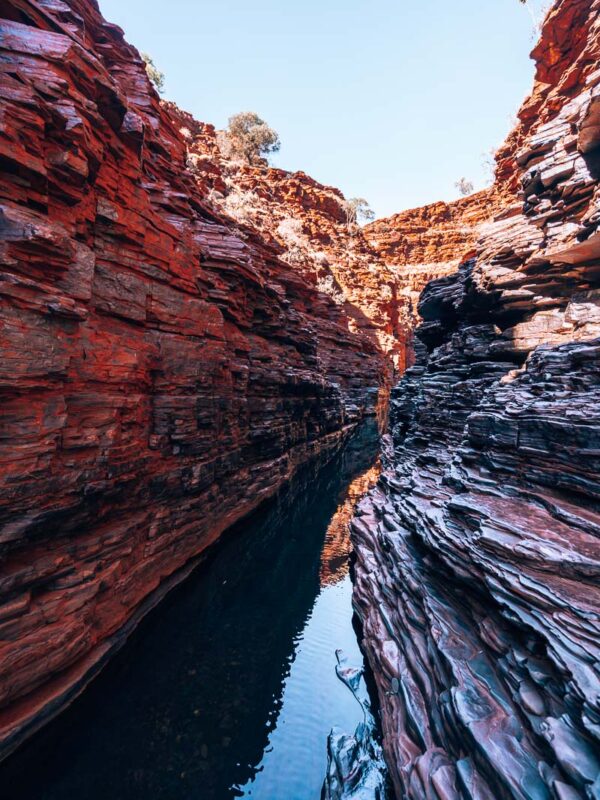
[364,190,502,330]
[167,103,413,376]
[351,1,600,797]
[165,101,509,384]
[0,0,387,760]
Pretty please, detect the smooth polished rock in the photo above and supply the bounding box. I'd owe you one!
[322,651,389,800]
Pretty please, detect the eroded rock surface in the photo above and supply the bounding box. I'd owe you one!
[364,190,501,328]
[169,107,411,374]
[0,0,385,759]
[164,94,509,381]
[352,1,600,797]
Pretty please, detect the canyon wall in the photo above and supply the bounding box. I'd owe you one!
[352,1,600,798]
[364,189,501,327]
[0,0,386,760]
[165,102,501,378]
[168,108,411,373]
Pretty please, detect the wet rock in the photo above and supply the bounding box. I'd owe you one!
[323,724,388,800]
[322,651,389,800]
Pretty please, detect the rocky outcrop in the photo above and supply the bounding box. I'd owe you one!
[0,0,386,760]
[167,105,412,374]
[323,651,389,800]
[351,1,600,797]
[166,102,505,379]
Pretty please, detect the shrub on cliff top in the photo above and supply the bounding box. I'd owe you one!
[455,177,474,196]
[225,112,281,166]
[141,52,165,94]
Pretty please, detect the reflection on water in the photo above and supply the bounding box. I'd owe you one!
[319,461,380,587]
[0,422,380,800]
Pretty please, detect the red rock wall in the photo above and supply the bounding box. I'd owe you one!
[364,189,500,313]
[168,103,504,377]
[166,105,412,374]
[0,0,386,759]
[229,167,407,371]
[359,184,506,368]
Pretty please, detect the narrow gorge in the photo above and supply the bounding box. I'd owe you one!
[0,0,599,798]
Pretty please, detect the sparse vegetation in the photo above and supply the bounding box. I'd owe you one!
[274,217,344,302]
[344,197,375,227]
[223,112,281,166]
[141,52,165,94]
[277,217,305,247]
[455,178,474,197]
[316,273,345,305]
[221,188,262,225]
[275,217,307,266]
[481,147,498,185]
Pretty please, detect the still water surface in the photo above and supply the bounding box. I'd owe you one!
[0,425,380,800]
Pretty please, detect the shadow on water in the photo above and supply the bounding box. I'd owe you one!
[0,421,381,800]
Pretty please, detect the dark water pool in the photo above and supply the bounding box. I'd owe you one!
[0,424,381,800]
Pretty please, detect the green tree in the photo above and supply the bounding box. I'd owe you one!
[344,197,375,226]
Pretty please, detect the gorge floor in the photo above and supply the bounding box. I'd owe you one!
[0,425,382,800]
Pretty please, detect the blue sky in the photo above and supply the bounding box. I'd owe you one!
[99,0,548,219]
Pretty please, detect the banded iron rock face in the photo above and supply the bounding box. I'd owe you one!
[167,103,412,374]
[0,0,387,759]
[351,1,600,798]
[363,190,503,330]
[163,96,500,381]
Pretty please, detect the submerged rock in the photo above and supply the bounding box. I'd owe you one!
[323,724,388,800]
[322,651,389,800]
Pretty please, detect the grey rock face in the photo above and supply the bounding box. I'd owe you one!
[352,258,600,798]
[322,651,389,800]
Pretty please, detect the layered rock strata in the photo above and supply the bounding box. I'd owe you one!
[0,0,385,759]
[170,108,410,374]
[352,1,600,797]
[167,100,503,378]
[364,190,500,327]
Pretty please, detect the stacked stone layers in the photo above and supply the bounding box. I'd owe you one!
[351,1,600,798]
[364,190,501,325]
[353,279,600,799]
[168,103,505,379]
[170,106,409,375]
[0,0,385,759]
